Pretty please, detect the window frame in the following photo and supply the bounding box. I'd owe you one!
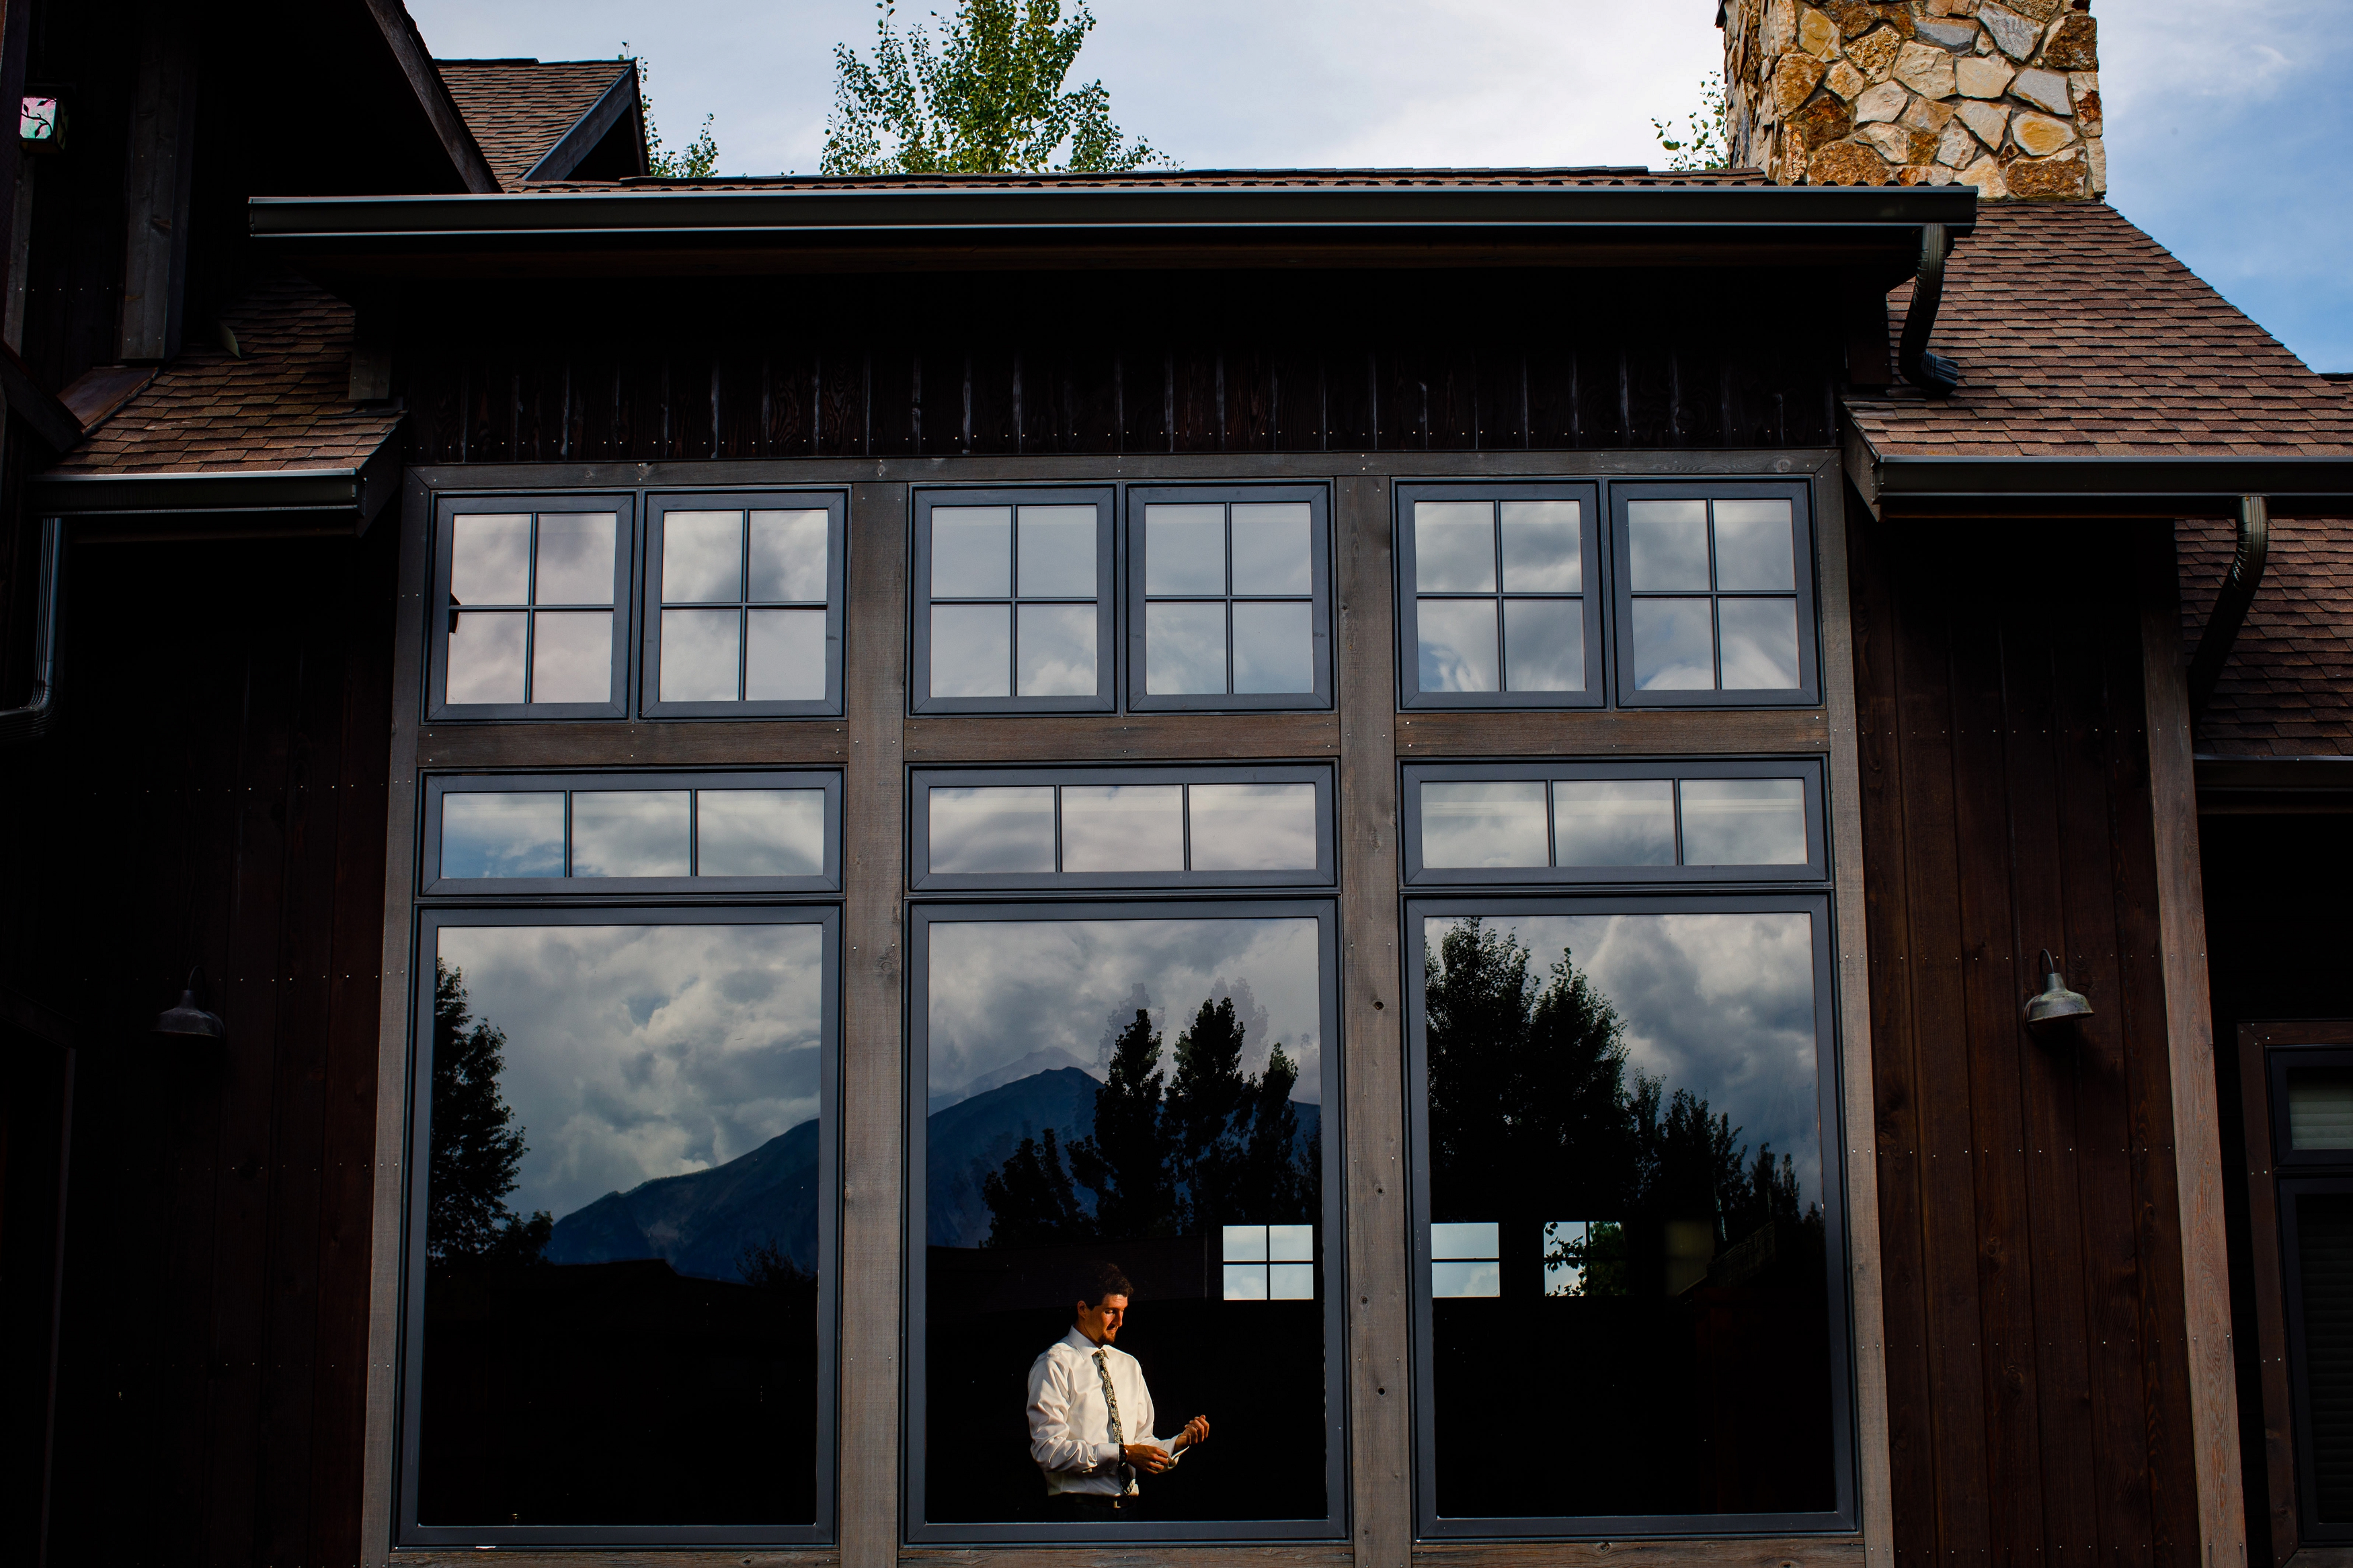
[1125,483,1334,714]
[1400,758,1829,887]
[419,769,844,896]
[639,489,849,720]
[1609,479,1822,710]
[910,485,1118,715]
[908,764,1336,891]
[1392,479,1606,711]
[397,902,843,1549]
[426,492,639,721]
[1401,890,1856,1540]
[900,896,1350,1544]
[2268,1044,2353,1173]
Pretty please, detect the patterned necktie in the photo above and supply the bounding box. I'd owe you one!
[1092,1348,1133,1491]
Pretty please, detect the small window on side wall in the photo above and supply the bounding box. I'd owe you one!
[1396,482,1603,710]
[1611,482,1819,708]
[430,497,634,719]
[642,493,846,718]
[912,487,1115,714]
[1128,485,1332,712]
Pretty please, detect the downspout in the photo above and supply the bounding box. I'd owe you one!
[2188,494,2269,721]
[0,514,62,743]
[1898,221,1961,397]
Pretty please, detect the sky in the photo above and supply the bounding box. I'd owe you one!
[405,0,2353,374]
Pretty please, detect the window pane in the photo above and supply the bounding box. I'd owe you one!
[922,914,1326,1524]
[1421,781,1548,868]
[1015,603,1097,698]
[1679,778,1808,865]
[1060,784,1184,873]
[529,611,612,704]
[1712,499,1796,591]
[746,609,828,701]
[1231,502,1312,595]
[1146,503,1227,595]
[660,608,740,702]
[1223,1224,1269,1262]
[926,786,1055,874]
[1501,598,1583,692]
[1189,782,1318,872]
[571,791,691,878]
[697,789,826,878]
[1431,1222,1498,1258]
[1146,602,1227,694]
[1626,499,1710,591]
[748,509,828,602]
[420,923,825,1526]
[1414,501,1495,593]
[1552,780,1676,866]
[1630,597,1715,690]
[930,604,1011,699]
[445,609,527,705]
[1717,598,1802,690]
[1431,1260,1500,1298]
[1232,600,1314,694]
[932,507,1011,598]
[1016,505,1097,597]
[1417,598,1499,694]
[449,513,530,604]
[2294,1193,2353,1522]
[2288,1070,2353,1150]
[1499,501,1581,592]
[1421,910,1833,1519]
[534,513,616,605]
[1269,1223,1315,1261]
[1269,1262,1316,1300]
[662,510,744,604]
[440,792,565,879]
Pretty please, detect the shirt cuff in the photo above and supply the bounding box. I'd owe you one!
[1097,1441,1123,1470]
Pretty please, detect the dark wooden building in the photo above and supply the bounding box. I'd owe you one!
[2,3,2350,1567]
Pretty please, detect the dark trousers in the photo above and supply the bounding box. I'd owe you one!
[1045,1490,1142,1519]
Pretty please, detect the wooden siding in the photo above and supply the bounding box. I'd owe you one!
[0,527,396,1567]
[394,270,1846,465]
[1849,510,2202,1567]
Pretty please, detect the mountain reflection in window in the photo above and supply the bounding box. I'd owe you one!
[922,916,1328,1525]
[1421,913,1835,1522]
[419,923,826,1529]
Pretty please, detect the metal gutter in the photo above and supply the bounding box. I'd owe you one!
[1895,222,1960,396]
[0,518,63,745]
[28,452,398,524]
[1844,437,2353,517]
[2188,495,2269,720]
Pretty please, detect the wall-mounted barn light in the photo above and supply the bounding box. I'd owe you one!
[152,966,226,1041]
[2023,950,2092,1038]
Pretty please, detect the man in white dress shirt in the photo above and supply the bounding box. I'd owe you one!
[1025,1262,1211,1516]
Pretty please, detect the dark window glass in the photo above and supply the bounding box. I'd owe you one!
[1409,901,1846,1532]
[407,913,836,1540]
[913,489,1115,713]
[2287,1182,2353,1531]
[908,905,1343,1539]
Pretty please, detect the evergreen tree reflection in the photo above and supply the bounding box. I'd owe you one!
[428,958,552,1266]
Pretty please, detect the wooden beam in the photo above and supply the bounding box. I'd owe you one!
[2137,525,2245,1568]
[1410,1540,1865,1568]
[117,0,200,362]
[1396,708,1828,757]
[904,712,1336,764]
[0,0,34,321]
[358,0,500,194]
[417,720,848,770]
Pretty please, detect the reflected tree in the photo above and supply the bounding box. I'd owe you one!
[430,958,553,1266]
[982,1126,1091,1245]
[1068,1008,1178,1238]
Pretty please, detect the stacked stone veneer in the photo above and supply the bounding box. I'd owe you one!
[1724,0,2103,198]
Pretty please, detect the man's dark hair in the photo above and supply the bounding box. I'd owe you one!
[1073,1260,1133,1309]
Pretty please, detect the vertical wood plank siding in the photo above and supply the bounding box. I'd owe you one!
[396,271,1844,464]
[0,529,397,1568]
[1849,515,2204,1568]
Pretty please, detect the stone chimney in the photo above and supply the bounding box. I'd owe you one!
[1722,0,2103,198]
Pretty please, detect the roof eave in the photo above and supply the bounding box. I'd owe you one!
[30,441,403,533]
[1844,433,2353,519]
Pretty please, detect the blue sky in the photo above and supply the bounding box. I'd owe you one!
[408,0,2353,372]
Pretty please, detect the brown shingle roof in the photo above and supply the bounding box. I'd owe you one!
[44,274,402,478]
[2181,513,2353,757]
[1849,202,2353,460]
[436,58,630,188]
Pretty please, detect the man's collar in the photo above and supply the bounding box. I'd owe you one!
[1062,1325,1113,1354]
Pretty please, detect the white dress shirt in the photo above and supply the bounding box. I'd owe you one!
[1025,1327,1180,1495]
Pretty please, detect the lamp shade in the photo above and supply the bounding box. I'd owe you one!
[153,967,226,1041]
[2023,949,2091,1034]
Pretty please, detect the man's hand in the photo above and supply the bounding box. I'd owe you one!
[1122,1443,1177,1475]
[1172,1415,1211,1451]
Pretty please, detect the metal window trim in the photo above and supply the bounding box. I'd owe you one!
[1400,757,1830,887]
[909,762,1337,891]
[909,484,1119,715]
[1401,890,1858,1539]
[419,768,845,896]
[2277,1172,2353,1544]
[1609,478,1824,710]
[425,491,639,722]
[395,901,844,1549]
[901,895,1349,1544]
[1127,482,1335,714]
[638,489,850,719]
[1393,479,1607,710]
